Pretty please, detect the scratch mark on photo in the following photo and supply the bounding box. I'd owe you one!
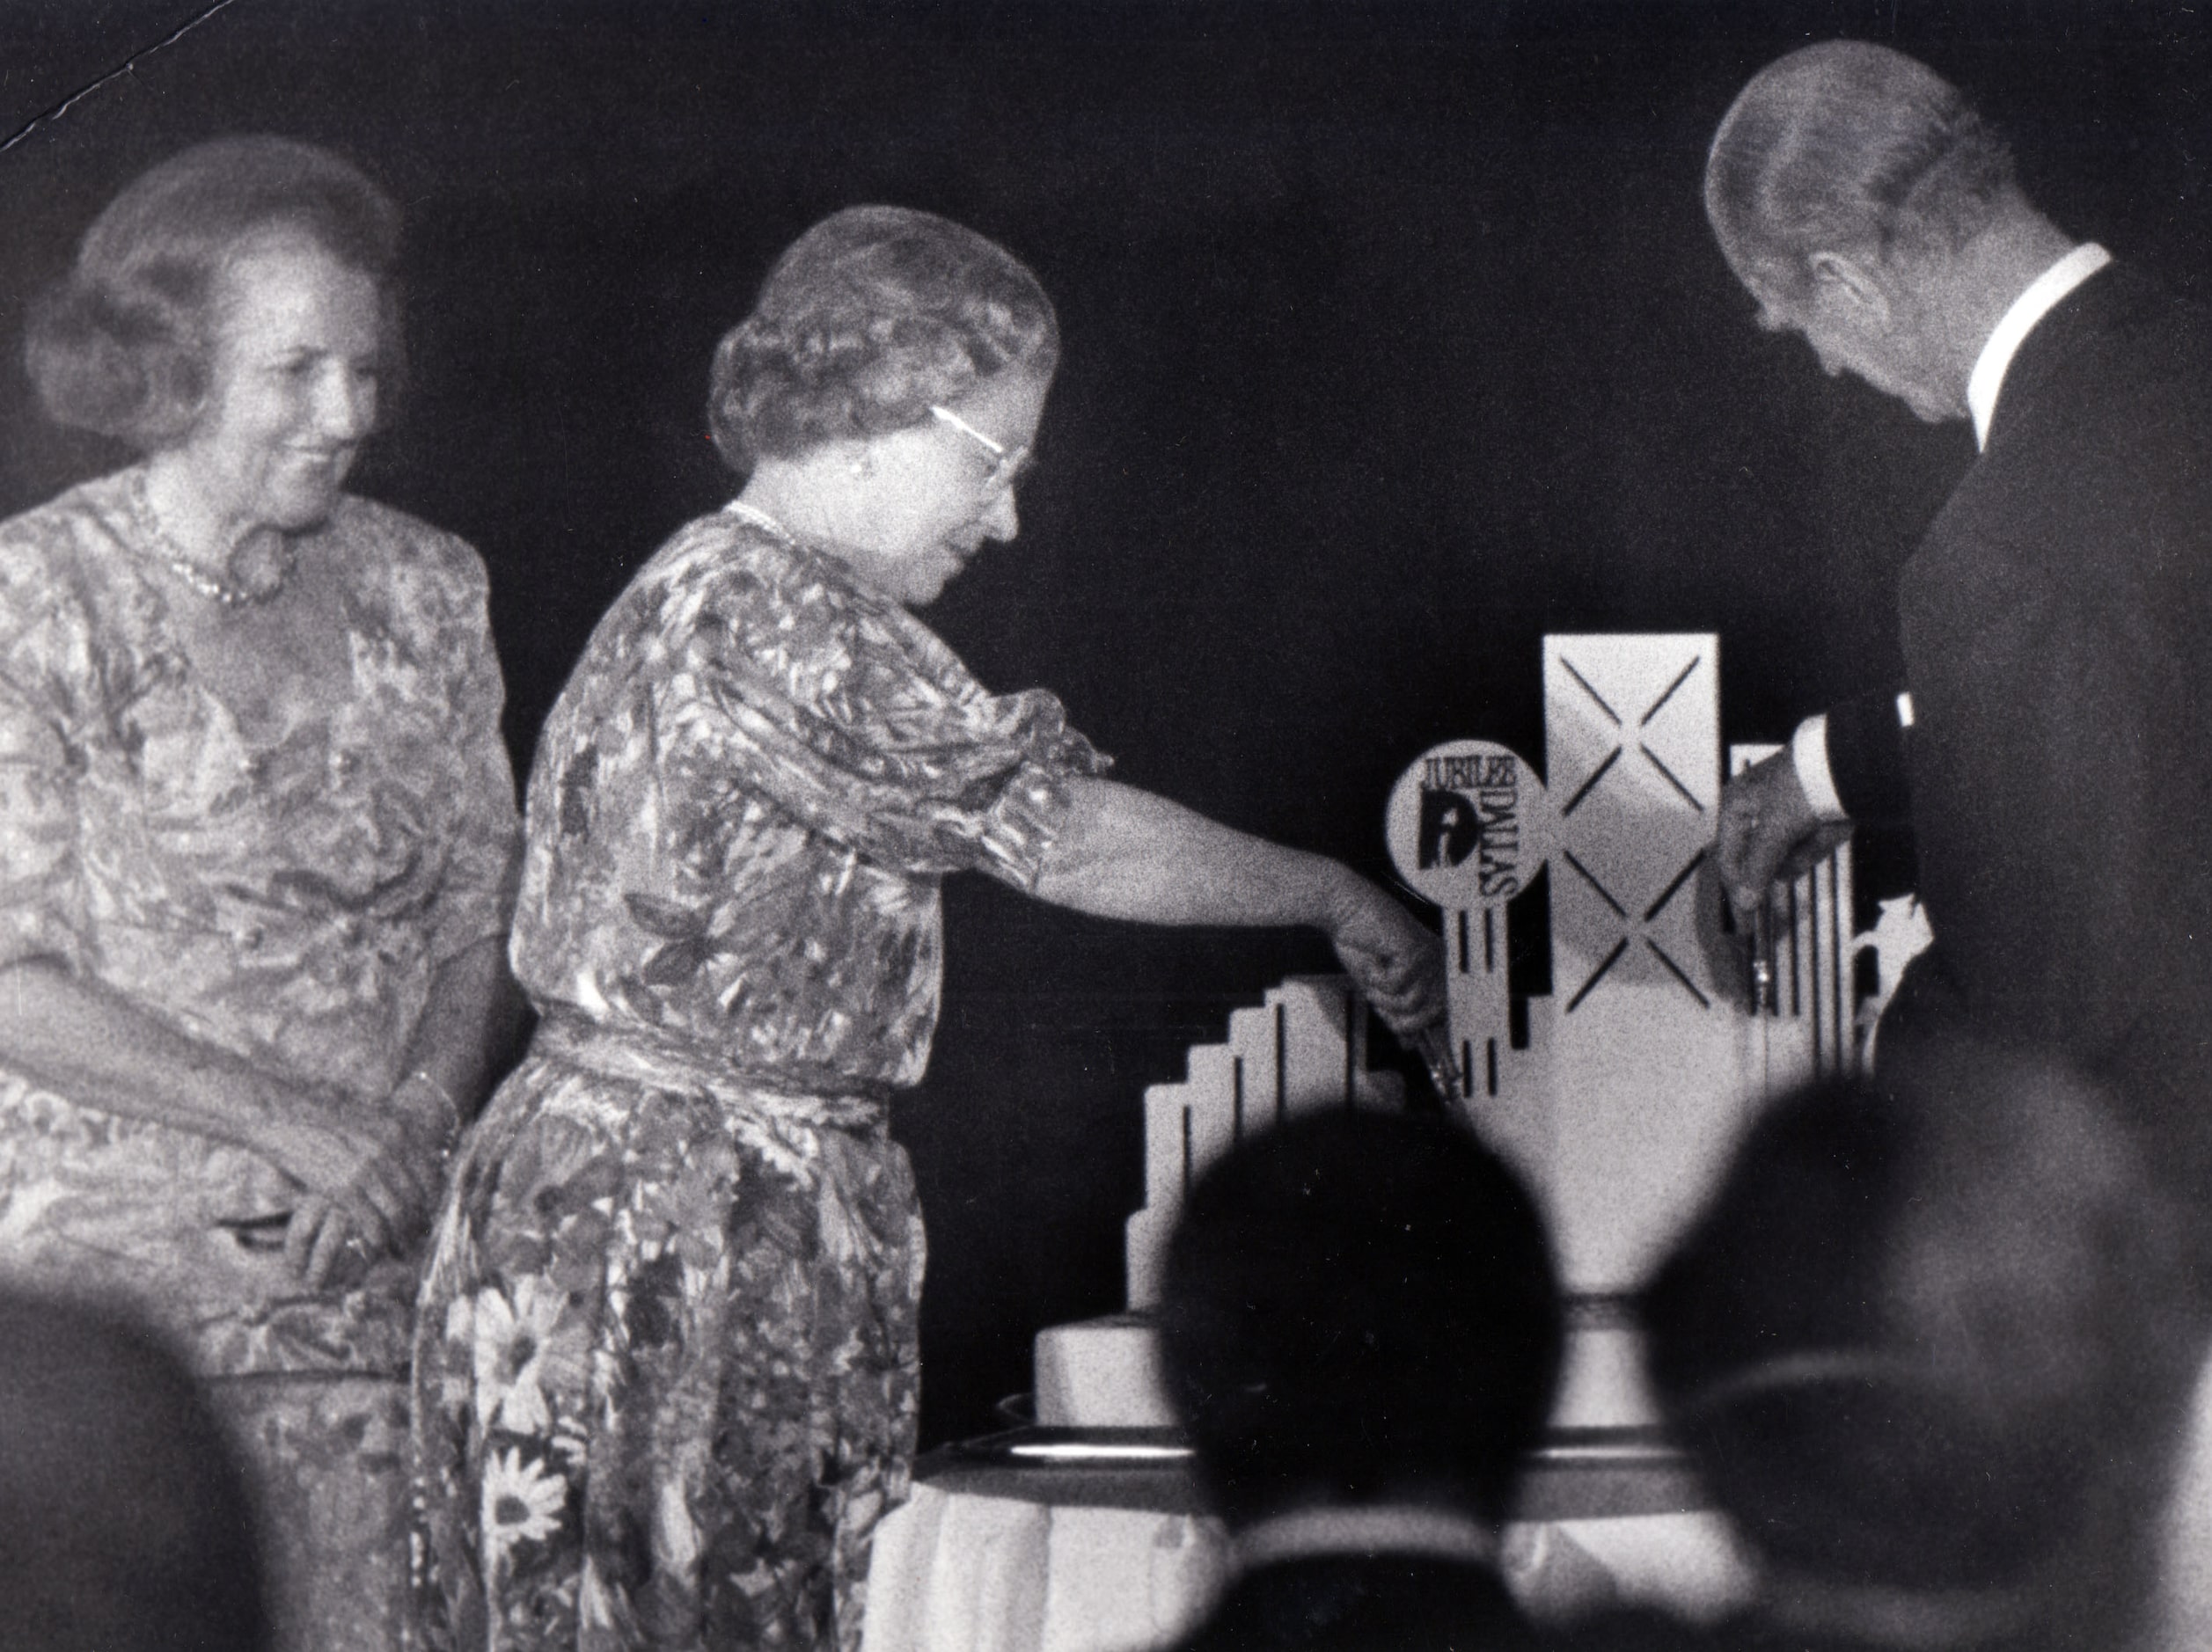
[0,0,243,156]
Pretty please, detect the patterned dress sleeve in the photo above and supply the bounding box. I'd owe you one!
[0,516,95,976]
[405,524,523,965]
[658,523,1110,893]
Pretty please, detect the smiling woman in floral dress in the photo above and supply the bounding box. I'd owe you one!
[0,138,521,1652]
[406,205,1447,1652]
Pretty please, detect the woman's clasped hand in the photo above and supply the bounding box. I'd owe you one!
[267,1085,451,1288]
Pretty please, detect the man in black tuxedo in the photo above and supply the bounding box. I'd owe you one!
[1154,1109,1564,1652]
[1710,41,2212,1248]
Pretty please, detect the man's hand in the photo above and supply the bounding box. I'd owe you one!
[1715,749,1852,929]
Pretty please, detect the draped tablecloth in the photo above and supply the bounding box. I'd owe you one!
[861,1447,1754,1652]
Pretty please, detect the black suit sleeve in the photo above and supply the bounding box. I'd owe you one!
[1821,689,1912,826]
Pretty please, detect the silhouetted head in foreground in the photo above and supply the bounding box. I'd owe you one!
[1643,1039,2201,1647]
[0,1290,268,1652]
[1159,1108,1563,1531]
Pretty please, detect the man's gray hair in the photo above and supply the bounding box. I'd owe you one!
[1706,41,2017,303]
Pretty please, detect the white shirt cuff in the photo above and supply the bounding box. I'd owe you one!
[1791,713,1849,822]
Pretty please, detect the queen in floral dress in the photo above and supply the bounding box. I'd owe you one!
[408,205,1447,1652]
[0,141,521,1652]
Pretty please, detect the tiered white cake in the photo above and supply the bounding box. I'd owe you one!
[1037,975,1402,1428]
[1032,634,1928,1431]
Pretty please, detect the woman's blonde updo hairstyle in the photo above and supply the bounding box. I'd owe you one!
[708,205,1058,473]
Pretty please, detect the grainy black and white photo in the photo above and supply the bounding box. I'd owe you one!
[0,4,2208,1650]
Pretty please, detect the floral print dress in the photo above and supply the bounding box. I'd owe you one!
[0,468,521,1652]
[408,508,1108,1652]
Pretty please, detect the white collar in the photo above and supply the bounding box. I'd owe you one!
[1231,1505,1498,1574]
[1966,243,2111,450]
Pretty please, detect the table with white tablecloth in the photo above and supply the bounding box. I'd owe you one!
[861,1442,1755,1652]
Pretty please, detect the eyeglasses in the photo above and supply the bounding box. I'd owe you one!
[929,404,1034,495]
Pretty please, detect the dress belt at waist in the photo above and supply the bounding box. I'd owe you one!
[531,1012,893,1133]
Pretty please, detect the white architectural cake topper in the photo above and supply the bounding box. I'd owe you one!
[1538,635,1831,1289]
[1042,634,1930,1428]
[1383,737,1556,1127]
[1124,976,1403,1308]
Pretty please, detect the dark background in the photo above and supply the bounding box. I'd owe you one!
[1,0,2206,1445]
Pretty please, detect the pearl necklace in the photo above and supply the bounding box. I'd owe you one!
[131,471,295,608]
